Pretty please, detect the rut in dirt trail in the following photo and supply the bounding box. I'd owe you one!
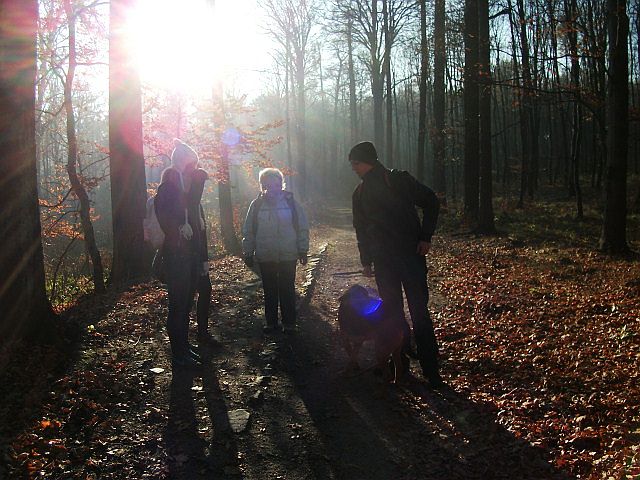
[166,205,566,480]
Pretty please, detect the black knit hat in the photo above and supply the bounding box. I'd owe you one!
[349,141,378,165]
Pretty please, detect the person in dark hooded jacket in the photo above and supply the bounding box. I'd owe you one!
[155,139,209,368]
[350,141,443,388]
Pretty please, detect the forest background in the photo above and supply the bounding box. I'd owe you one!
[1,0,638,359]
[1,0,639,478]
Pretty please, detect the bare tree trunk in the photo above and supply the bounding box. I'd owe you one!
[417,0,428,181]
[295,52,307,199]
[64,0,105,292]
[432,0,447,201]
[370,0,384,151]
[109,0,148,284]
[478,0,495,233]
[347,16,358,144]
[318,45,329,195]
[285,38,293,173]
[382,0,393,166]
[0,0,56,342]
[547,0,571,190]
[214,83,241,255]
[565,0,584,219]
[218,152,241,255]
[332,53,344,192]
[600,0,629,253]
[464,0,480,221]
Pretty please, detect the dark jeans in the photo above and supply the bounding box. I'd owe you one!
[373,253,440,377]
[190,273,212,334]
[259,261,297,327]
[165,252,198,358]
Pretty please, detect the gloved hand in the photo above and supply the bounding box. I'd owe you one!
[298,254,308,265]
[201,261,209,276]
[179,223,193,240]
[243,255,254,268]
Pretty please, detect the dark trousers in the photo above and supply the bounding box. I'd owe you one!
[165,252,197,357]
[259,261,297,327]
[374,253,440,377]
[190,273,212,334]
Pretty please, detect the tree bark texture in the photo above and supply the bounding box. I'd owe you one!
[464,0,480,220]
[477,0,495,233]
[109,0,148,284]
[599,0,629,253]
[64,0,105,292]
[432,0,447,199]
[0,0,56,343]
[416,0,428,182]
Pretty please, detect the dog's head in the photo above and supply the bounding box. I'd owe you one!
[338,284,383,320]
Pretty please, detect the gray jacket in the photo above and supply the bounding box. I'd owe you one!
[242,191,309,263]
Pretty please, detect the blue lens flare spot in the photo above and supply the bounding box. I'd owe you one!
[222,127,241,146]
[360,297,382,317]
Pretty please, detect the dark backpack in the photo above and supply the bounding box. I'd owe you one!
[251,191,299,234]
[355,168,414,206]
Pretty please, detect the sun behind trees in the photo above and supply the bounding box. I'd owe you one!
[0,0,637,342]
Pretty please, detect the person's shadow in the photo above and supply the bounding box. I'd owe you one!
[275,302,574,480]
[165,357,240,479]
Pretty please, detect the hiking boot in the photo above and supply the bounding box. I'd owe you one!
[263,324,282,334]
[172,354,202,369]
[282,325,297,335]
[197,330,218,345]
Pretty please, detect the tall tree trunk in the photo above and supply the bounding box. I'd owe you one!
[565,0,584,219]
[318,45,326,194]
[64,0,105,292]
[432,0,447,201]
[417,0,428,181]
[218,151,241,255]
[370,0,384,152]
[214,83,241,255]
[548,0,571,190]
[347,16,358,144]
[464,0,480,221]
[332,54,343,192]
[600,0,629,253]
[477,0,495,233]
[0,0,56,343]
[516,0,535,200]
[285,38,293,173]
[295,53,307,199]
[382,0,393,166]
[109,0,148,284]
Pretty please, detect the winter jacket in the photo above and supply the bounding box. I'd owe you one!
[242,191,309,263]
[155,167,208,259]
[352,163,439,267]
[186,168,209,262]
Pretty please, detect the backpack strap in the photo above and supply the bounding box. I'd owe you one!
[251,193,264,235]
[355,169,393,199]
[283,191,299,233]
[251,192,299,235]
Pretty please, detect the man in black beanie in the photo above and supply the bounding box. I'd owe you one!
[349,141,443,387]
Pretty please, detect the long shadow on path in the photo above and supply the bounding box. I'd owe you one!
[280,303,573,479]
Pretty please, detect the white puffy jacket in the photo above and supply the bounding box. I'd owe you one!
[242,191,309,263]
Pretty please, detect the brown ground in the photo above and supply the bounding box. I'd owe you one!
[2,204,637,479]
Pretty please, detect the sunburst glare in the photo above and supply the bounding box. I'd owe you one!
[127,0,217,93]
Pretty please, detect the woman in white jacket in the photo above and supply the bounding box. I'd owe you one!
[242,168,309,334]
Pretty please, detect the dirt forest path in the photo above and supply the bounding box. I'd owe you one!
[153,205,564,480]
[2,204,576,479]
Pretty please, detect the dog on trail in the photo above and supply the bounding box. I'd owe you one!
[337,284,405,383]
